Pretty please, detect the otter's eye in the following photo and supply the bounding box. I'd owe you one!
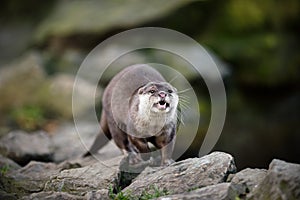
[168,89,173,93]
[149,90,155,94]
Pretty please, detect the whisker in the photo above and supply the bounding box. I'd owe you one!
[177,117,185,126]
[178,97,190,103]
[177,87,193,94]
[179,100,190,104]
[168,75,179,84]
[179,101,190,107]
[179,99,190,104]
[178,100,191,110]
[179,104,191,111]
[179,100,190,105]
[178,95,190,100]
[176,110,185,126]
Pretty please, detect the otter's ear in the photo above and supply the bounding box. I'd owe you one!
[138,87,145,94]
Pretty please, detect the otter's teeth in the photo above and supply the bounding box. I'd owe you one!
[157,100,169,110]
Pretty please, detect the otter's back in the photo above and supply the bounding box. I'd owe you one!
[103,65,165,127]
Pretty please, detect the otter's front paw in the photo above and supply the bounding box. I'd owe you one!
[161,159,175,166]
[128,153,143,165]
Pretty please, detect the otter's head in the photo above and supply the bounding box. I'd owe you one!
[137,82,178,114]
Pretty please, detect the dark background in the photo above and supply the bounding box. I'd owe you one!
[0,0,299,170]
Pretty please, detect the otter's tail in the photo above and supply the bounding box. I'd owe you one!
[83,131,111,157]
[83,112,112,157]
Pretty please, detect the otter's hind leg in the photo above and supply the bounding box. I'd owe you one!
[107,122,145,164]
[153,128,176,166]
[128,137,150,153]
[108,123,139,158]
[83,111,112,157]
[128,136,152,161]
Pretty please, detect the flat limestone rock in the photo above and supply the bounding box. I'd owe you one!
[122,152,236,198]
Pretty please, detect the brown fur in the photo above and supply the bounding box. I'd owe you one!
[84,64,178,166]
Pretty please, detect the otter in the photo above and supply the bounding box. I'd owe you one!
[84,64,178,166]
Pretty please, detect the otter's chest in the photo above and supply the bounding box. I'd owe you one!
[131,114,172,137]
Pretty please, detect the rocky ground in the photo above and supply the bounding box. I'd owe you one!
[0,123,299,200]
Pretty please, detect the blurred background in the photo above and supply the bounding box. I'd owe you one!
[0,0,299,170]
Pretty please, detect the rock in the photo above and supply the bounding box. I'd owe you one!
[115,156,159,191]
[51,122,121,162]
[156,183,231,200]
[0,53,103,133]
[49,74,102,118]
[122,152,236,198]
[228,168,267,199]
[85,189,110,200]
[81,45,147,85]
[2,150,298,199]
[43,156,122,196]
[150,46,230,81]
[0,156,20,199]
[248,159,300,200]
[0,52,45,86]
[21,191,85,200]
[35,0,191,42]
[0,52,47,132]
[0,154,21,172]
[0,24,34,67]
[1,161,61,197]
[1,156,122,198]
[0,190,18,200]
[0,130,53,166]
[50,122,97,162]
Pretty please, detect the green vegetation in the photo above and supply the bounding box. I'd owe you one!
[139,185,169,200]
[10,105,46,131]
[109,185,169,200]
[108,185,134,200]
[0,164,10,176]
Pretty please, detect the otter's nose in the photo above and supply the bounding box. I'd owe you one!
[158,91,166,98]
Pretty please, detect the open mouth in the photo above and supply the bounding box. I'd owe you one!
[154,100,170,110]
